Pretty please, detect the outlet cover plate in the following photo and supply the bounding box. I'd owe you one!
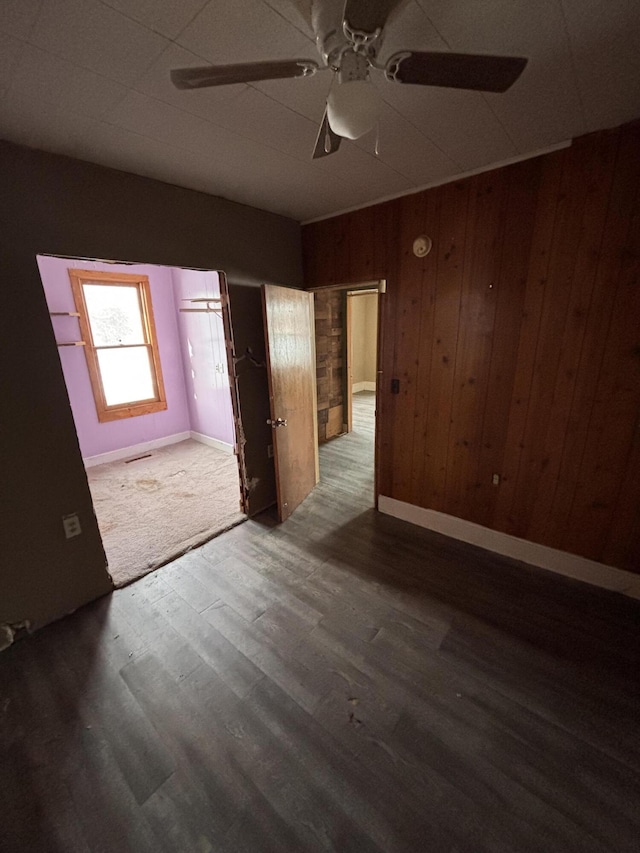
[63,513,82,539]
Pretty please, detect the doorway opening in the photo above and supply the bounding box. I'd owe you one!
[312,281,383,504]
[37,254,246,587]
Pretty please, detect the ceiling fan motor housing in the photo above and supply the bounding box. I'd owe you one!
[338,50,370,83]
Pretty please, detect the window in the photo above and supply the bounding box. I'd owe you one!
[69,269,167,422]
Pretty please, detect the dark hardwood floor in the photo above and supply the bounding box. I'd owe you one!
[2,392,640,852]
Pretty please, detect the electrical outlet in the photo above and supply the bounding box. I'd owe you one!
[492,474,500,486]
[62,513,82,539]
[267,444,274,459]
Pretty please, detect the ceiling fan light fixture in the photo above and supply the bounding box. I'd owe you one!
[326,79,382,140]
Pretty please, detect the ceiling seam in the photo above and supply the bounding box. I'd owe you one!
[54,112,308,215]
[300,139,572,224]
[246,76,416,182]
[87,99,397,205]
[260,0,316,43]
[25,0,46,41]
[373,90,463,172]
[1,38,131,119]
[557,0,589,134]
[411,0,519,154]
[95,0,209,41]
[478,99,520,154]
[2,0,46,100]
[4,73,321,175]
[102,94,332,169]
[4,29,316,163]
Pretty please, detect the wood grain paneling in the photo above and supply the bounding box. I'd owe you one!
[420,181,469,512]
[444,169,508,521]
[303,122,640,574]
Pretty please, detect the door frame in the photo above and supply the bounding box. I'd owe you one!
[218,271,248,513]
[38,257,246,584]
[309,279,385,505]
[345,287,380,435]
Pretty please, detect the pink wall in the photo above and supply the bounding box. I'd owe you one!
[172,268,235,446]
[38,255,190,459]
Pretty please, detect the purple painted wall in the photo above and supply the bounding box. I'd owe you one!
[38,255,190,459]
[172,268,235,446]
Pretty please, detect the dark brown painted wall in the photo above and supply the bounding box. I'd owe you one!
[303,123,640,573]
[0,141,303,632]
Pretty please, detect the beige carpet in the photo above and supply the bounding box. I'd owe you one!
[87,439,245,587]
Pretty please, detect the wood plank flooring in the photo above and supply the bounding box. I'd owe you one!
[2,392,640,852]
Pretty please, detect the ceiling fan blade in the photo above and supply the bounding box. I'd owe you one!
[343,0,404,34]
[385,51,527,93]
[312,108,342,159]
[170,59,319,90]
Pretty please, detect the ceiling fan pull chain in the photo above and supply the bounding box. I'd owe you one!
[375,122,380,156]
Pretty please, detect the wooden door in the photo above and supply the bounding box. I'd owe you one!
[262,284,319,521]
[220,275,277,517]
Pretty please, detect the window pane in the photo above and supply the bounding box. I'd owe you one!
[97,346,155,406]
[83,284,145,346]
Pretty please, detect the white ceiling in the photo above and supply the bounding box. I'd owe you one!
[1,0,639,222]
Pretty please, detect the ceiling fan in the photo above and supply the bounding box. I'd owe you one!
[170,0,527,159]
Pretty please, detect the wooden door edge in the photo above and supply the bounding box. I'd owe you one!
[374,283,386,509]
[219,271,248,516]
[308,292,320,484]
[346,292,353,434]
[261,284,286,522]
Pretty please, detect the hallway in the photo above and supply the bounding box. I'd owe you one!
[1,386,640,852]
[317,390,376,502]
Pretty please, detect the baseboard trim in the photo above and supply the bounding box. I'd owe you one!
[190,431,234,454]
[83,432,191,468]
[352,381,376,393]
[378,496,640,599]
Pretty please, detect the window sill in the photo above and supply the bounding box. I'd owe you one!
[97,400,167,423]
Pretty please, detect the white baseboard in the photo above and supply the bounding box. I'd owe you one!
[83,431,191,468]
[190,431,234,454]
[353,381,376,393]
[378,495,640,600]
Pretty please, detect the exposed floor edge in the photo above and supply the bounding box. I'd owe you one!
[112,514,248,590]
[378,496,640,600]
[302,139,572,225]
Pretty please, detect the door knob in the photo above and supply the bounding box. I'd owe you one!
[267,417,287,428]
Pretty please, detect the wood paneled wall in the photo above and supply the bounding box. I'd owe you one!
[314,289,345,441]
[302,123,640,573]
